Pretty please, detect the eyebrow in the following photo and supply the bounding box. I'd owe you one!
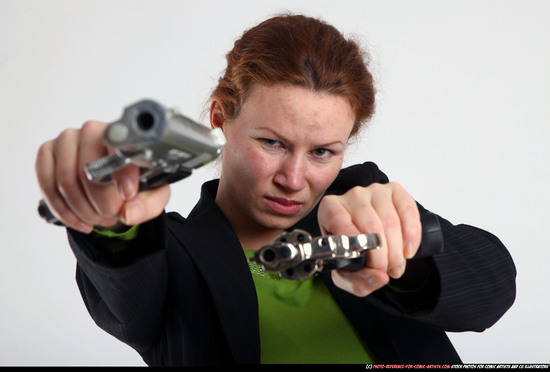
[253,126,346,148]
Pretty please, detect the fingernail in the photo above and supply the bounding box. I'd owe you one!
[119,176,136,201]
[404,241,415,259]
[123,203,144,225]
[389,265,405,279]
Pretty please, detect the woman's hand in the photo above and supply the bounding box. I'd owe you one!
[318,182,422,297]
[35,121,171,234]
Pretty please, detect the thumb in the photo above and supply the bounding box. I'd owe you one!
[120,184,171,226]
[111,163,141,201]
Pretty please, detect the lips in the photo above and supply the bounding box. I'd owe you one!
[264,196,304,215]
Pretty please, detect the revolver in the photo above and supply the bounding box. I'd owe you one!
[38,99,226,225]
[250,212,444,280]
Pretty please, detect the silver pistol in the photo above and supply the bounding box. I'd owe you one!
[85,99,225,188]
[38,99,225,225]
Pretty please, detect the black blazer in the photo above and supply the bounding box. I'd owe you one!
[68,162,516,366]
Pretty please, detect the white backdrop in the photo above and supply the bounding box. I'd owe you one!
[1,0,548,366]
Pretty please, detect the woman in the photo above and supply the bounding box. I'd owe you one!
[35,14,516,365]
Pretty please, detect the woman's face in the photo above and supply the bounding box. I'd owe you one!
[213,84,355,241]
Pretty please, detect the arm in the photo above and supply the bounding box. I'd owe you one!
[370,208,516,332]
[35,100,227,359]
[318,162,516,332]
[67,215,169,352]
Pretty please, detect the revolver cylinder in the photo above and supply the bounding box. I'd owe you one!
[250,212,444,280]
[252,229,381,280]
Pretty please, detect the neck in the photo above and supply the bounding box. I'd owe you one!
[214,188,286,251]
[216,199,285,250]
[236,226,285,251]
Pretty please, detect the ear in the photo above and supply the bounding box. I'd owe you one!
[210,100,226,130]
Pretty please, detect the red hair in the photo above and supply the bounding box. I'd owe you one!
[211,13,376,137]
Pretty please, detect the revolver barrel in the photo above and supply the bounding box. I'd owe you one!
[250,212,444,280]
[252,229,381,280]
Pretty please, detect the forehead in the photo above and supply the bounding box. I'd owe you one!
[239,84,355,139]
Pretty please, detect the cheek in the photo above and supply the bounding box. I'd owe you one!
[249,151,279,183]
[226,144,276,182]
[308,163,343,195]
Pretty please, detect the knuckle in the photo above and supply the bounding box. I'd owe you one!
[57,128,78,141]
[367,182,384,193]
[319,195,344,217]
[388,181,402,189]
[320,193,340,205]
[348,185,365,195]
[347,185,370,201]
[36,141,52,159]
[81,120,98,131]
[81,120,107,136]
[362,219,381,234]
[401,203,419,218]
[388,181,406,195]
[381,214,400,230]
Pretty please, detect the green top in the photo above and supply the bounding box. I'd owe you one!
[94,227,378,363]
[93,224,140,254]
[245,250,376,364]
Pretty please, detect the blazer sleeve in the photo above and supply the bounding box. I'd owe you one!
[370,209,517,332]
[326,162,517,332]
[67,214,169,353]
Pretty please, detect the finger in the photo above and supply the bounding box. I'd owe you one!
[331,267,389,297]
[342,186,389,273]
[54,129,107,228]
[371,184,405,279]
[78,121,125,218]
[320,188,389,273]
[392,184,422,259]
[36,140,93,233]
[317,194,362,236]
[112,163,140,202]
[120,184,171,226]
[349,202,389,273]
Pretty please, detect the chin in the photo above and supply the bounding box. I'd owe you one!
[257,213,304,231]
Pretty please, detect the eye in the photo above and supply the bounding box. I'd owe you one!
[312,148,331,157]
[260,138,283,148]
[309,147,335,163]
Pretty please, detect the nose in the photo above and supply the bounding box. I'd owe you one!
[273,154,307,193]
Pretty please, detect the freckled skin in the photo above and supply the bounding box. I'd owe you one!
[212,84,355,250]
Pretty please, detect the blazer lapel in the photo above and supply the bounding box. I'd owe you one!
[171,180,261,364]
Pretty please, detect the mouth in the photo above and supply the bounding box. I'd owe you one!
[264,196,304,216]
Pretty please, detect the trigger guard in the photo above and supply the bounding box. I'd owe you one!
[138,164,193,191]
[329,256,366,271]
